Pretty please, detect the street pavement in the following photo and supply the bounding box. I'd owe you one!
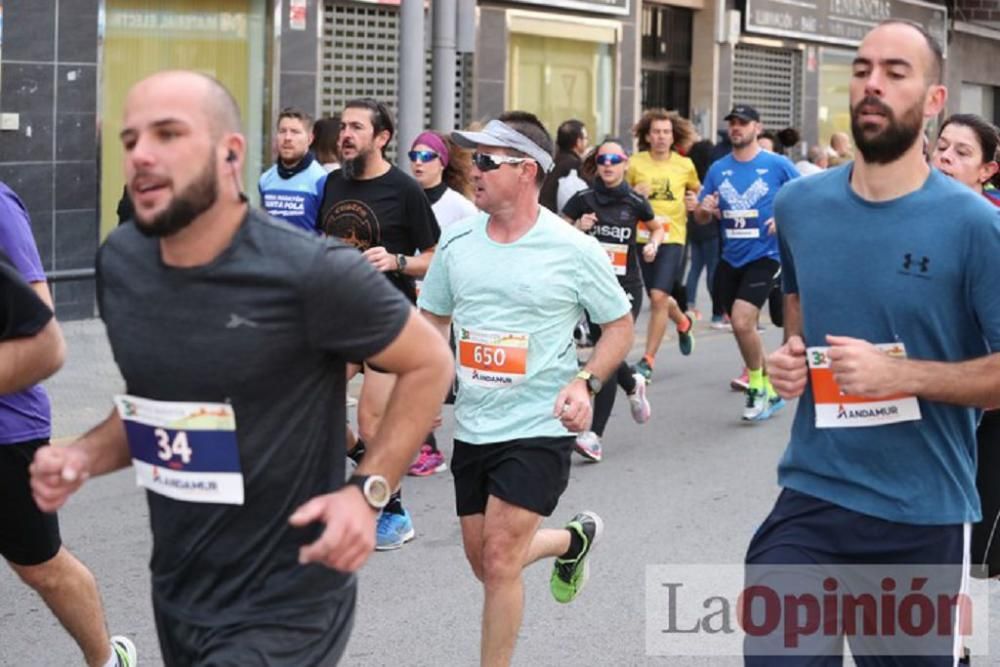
[2,310,999,666]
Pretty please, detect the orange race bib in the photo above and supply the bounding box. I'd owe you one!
[457,328,529,388]
[807,343,922,428]
[601,242,628,276]
[636,217,668,244]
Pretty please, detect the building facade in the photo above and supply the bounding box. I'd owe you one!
[0,0,995,319]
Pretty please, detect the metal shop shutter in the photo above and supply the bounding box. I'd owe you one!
[732,44,802,132]
[320,2,474,157]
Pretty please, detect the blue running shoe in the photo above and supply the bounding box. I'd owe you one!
[760,394,786,420]
[376,509,415,551]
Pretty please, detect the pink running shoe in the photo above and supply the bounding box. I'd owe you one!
[730,368,749,392]
[628,374,651,424]
[408,444,447,476]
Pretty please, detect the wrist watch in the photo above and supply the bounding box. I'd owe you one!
[347,474,391,510]
[575,369,602,396]
[396,254,408,273]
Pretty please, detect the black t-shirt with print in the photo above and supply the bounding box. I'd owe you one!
[562,185,654,286]
[317,165,440,302]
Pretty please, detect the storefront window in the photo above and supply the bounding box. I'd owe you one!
[507,31,617,142]
[817,47,853,150]
[961,83,999,126]
[100,0,267,237]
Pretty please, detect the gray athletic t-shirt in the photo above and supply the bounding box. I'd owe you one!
[97,209,411,623]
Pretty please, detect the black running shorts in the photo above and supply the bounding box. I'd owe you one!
[0,439,61,566]
[452,437,573,517]
[714,257,781,314]
[155,583,356,667]
[640,243,685,295]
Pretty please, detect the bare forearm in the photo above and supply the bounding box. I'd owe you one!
[70,409,132,475]
[894,354,1000,410]
[783,294,802,342]
[358,350,453,488]
[583,316,633,382]
[650,227,665,246]
[402,249,434,279]
[0,319,65,393]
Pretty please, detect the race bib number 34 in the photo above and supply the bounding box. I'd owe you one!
[807,344,921,429]
[457,328,529,388]
[114,395,245,505]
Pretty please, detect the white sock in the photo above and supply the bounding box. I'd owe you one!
[103,646,119,667]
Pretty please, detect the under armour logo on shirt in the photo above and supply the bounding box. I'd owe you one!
[902,253,929,272]
[226,313,259,329]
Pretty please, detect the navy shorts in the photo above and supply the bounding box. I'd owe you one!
[744,488,968,666]
[641,243,685,294]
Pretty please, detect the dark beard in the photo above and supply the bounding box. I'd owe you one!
[341,147,372,180]
[850,95,923,165]
[134,159,218,238]
[730,133,756,149]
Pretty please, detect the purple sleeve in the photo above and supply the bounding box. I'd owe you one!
[0,186,45,283]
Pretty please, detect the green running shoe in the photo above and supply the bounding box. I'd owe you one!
[550,511,604,604]
[678,315,695,356]
[635,357,654,383]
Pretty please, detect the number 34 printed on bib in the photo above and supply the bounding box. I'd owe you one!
[114,395,245,505]
[457,328,529,388]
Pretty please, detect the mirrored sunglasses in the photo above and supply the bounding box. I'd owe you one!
[472,151,530,172]
[408,150,440,163]
[595,153,628,166]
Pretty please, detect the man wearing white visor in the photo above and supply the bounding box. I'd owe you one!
[419,112,634,666]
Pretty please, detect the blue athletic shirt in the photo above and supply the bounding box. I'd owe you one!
[775,165,1000,525]
[258,161,328,233]
[699,150,799,268]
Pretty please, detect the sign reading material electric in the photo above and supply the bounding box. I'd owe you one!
[744,0,947,53]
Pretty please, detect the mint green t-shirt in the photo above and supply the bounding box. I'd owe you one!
[418,208,631,444]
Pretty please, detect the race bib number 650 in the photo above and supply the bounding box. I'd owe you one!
[457,328,529,388]
[114,395,245,505]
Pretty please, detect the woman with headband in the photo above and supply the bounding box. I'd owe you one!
[406,131,478,476]
[409,131,478,232]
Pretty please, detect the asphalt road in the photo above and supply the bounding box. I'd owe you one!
[2,312,998,666]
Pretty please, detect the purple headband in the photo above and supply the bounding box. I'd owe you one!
[412,131,450,168]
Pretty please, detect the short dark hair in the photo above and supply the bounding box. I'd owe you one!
[497,110,553,187]
[938,113,1000,188]
[556,119,586,153]
[877,20,944,85]
[344,98,395,155]
[758,130,782,154]
[277,107,313,132]
[310,115,340,164]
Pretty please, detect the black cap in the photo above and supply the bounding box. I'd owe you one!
[724,105,760,122]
